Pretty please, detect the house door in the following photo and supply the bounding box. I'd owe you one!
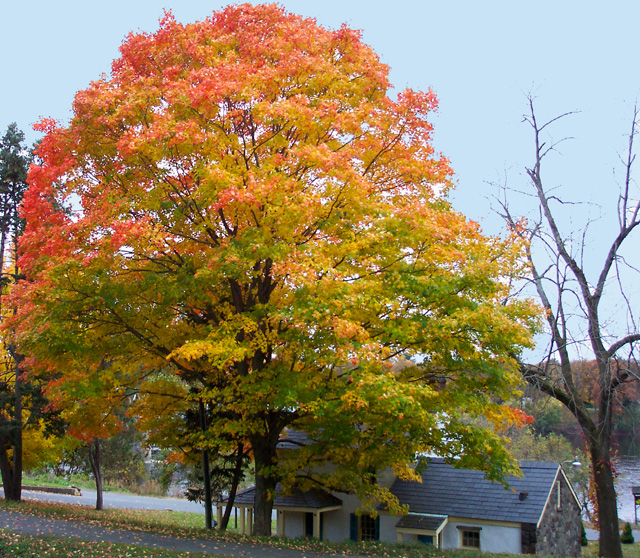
[304,512,324,539]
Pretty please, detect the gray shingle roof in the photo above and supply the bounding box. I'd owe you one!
[225,484,342,510]
[389,458,560,524]
[396,514,448,531]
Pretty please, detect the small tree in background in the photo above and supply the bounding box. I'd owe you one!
[581,522,589,547]
[43,360,130,510]
[134,371,251,530]
[620,522,634,544]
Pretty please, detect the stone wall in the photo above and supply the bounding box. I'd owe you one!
[535,473,581,557]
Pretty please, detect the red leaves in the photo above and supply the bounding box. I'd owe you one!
[509,407,536,427]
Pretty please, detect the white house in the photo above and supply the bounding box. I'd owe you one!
[221,458,582,556]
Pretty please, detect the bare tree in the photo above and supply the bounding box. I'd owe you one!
[498,98,640,558]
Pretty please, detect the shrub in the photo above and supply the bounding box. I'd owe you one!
[620,522,634,544]
[581,522,588,546]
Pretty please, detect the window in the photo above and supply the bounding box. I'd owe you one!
[556,480,562,510]
[460,529,481,549]
[350,513,380,542]
[360,514,377,541]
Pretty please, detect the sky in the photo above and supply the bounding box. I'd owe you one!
[2,0,639,356]
[3,1,639,225]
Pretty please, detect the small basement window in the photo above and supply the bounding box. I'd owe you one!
[460,527,481,549]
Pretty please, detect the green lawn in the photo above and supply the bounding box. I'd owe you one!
[583,542,640,558]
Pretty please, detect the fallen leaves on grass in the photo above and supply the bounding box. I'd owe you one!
[0,532,214,557]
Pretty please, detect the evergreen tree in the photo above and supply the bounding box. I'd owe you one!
[621,522,634,544]
[0,124,37,500]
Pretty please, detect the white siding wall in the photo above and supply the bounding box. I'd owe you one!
[275,464,401,542]
[280,511,305,539]
[279,506,522,554]
[442,520,521,554]
[323,493,361,542]
[305,491,398,543]
[378,514,397,542]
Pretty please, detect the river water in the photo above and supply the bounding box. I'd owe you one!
[616,457,640,523]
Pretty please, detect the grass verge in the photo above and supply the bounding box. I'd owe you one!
[22,472,167,497]
[0,531,215,557]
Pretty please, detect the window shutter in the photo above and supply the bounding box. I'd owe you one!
[375,515,380,540]
[350,513,358,541]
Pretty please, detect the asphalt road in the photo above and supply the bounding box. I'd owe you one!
[2,487,207,514]
[0,507,362,558]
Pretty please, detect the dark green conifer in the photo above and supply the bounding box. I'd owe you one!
[621,522,634,544]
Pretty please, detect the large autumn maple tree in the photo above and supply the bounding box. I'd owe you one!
[11,5,538,535]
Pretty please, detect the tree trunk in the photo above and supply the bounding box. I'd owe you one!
[199,399,214,530]
[0,437,18,501]
[253,469,276,537]
[11,361,22,502]
[0,438,11,497]
[88,440,103,510]
[590,349,622,557]
[220,442,245,531]
[591,444,622,557]
[252,440,278,537]
[200,448,213,529]
[0,369,23,502]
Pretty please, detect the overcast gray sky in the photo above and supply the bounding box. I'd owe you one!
[2,1,639,357]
